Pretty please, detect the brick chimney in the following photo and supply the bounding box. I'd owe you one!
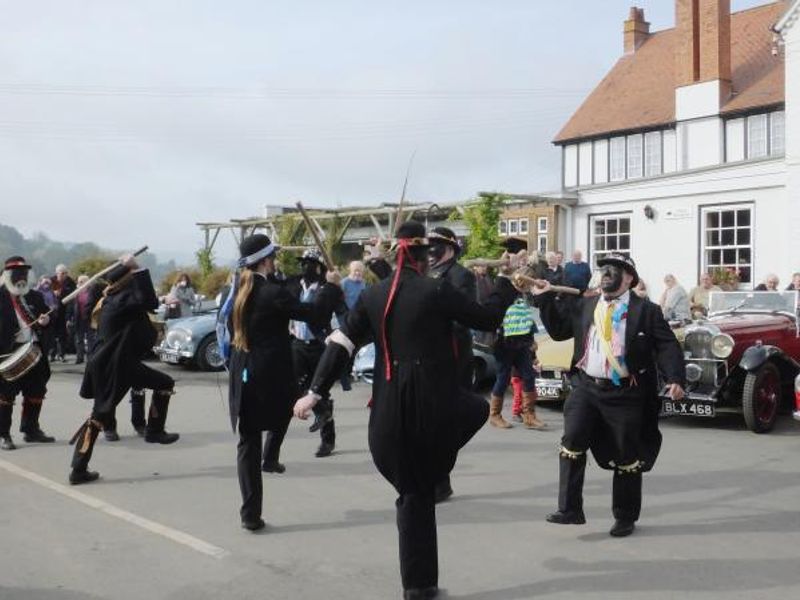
[624,7,650,54]
[675,0,731,97]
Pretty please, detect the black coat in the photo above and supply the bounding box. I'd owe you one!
[538,290,685,471]
[80,270,159,412]
[0,287,50,354]
[335,269,517,493]
[227,273,343,433]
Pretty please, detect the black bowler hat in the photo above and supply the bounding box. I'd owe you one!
[597,253,639,287]
[395,221,429,246]
[239,234,279,267]
[500,238,528,254]
[3,256,32,271]
[428,226,460,252]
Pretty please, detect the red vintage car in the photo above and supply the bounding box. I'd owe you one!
[660,291,800,433]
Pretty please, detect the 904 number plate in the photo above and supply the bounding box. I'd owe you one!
[661,399,715,417]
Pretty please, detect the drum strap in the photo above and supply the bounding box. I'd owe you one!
[10,295,33,327]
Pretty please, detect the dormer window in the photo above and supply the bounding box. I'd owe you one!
[627,134,643,179]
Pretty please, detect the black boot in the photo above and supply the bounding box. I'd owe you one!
[546,453,587,524]
[145,391,179,444]
[69,418,102,484]
[434,475,453,504]
[315,418,335,457]
[130,389,146,436]
[0,399,15,450]
[20,398,55,443]
[103,413,120,442]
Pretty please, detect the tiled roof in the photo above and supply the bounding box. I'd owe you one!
[553,2,786,144]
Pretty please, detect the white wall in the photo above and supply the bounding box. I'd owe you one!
[571,159,788,294]
[676,80,723,120]
[679,117,724,170]
[564,144,578,187]
[785,18,800,273]
[725,118,745,162]
[594,139,609,184]
[579,142,593,186]
[663,130,677,173]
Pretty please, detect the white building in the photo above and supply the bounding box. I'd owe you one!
[554,0,793,292]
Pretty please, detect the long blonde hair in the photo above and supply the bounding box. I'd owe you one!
[231,269,255,352]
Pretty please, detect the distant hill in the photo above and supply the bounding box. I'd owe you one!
[0,222,177,283]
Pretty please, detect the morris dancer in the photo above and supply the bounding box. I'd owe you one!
[0,256,55,449]
[69,254,179,485]
[294,221,521,599]
[533,253,685,537]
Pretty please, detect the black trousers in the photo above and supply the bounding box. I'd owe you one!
[396,492,438,590]
[558,373,645,522]
[238,428,264,523]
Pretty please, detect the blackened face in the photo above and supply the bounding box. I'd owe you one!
[301,260,321,282]
[428,242,447,265]
[600,265,624,294]
[2,268,31,296]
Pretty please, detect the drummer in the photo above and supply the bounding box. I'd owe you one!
[0,256,56,450]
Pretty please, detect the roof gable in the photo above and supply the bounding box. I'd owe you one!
[554,2,786,144]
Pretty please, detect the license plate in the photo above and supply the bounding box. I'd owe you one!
[159,351,180,364]
[536,385,562,398]
[661,399,715,417]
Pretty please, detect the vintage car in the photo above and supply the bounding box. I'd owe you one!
[534,321,574,403]
[155,312,225,371]
[661,290,800,433]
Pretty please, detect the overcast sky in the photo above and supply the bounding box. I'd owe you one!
[0,0,770,263]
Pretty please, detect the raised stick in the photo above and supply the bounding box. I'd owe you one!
[295,202,335,271]
[61,246,148,305]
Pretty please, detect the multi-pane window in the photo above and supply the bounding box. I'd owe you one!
[538,235,548,254]
[747,114,768,159]
[627,134,643,179]
[537,217,548,234]
[508,219,519,235]
[590,214,631,267]
[701,206,753,285]
[498,220,508,236]
[519,218,529,235]
[609,137,626,181]
[644,131,662,177]
[771,111,785,156]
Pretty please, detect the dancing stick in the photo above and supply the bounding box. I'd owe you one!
[513,274,581,295]
[295,202,335,271]
[61,246,149,305]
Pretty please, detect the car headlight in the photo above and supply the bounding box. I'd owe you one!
[710,333,734,359]
[165,328,191,350]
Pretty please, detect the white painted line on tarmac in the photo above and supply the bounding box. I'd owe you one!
[0,457,229,559]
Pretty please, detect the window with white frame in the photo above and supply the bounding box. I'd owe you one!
[537,217,548,234]
[589,214,631,267]
[627,134,643,178]
[747,114,768,159]
[498,220,507,236]
[701,205,753,285]
[519,218,529,234]
[770,111,785,157]
[644,131,662,177]
[508,219,519,235]
[538,235,548,254]
[609,137,626,181]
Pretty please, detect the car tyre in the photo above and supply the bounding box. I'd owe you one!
[742,362,780,434]
[471,358,486,390]
[195,336,225,372]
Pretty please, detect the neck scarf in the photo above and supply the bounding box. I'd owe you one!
[592,296,629,385]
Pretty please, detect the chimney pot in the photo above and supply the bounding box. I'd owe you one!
[624,6,650,54]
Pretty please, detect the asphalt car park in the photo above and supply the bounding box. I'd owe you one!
[2,362,800,600]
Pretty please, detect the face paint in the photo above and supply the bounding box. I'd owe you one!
[301,261,321,282]
[1,269,31,296]
[600,265,624,294]
[428,242,447,265]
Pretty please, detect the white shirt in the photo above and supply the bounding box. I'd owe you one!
[580,290,630,379]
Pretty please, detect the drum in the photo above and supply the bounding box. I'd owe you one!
[0,342,42,382]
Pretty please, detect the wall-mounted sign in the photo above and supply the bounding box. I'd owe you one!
[664,207,692,220]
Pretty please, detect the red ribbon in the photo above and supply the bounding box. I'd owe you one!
[381,240,423,381]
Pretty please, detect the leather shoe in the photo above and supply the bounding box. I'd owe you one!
[69,469,100,485]
[546,510,586,525]
[403,587,439,599]
[134,426,146,438]
[315,441,334,457]
[262,461,286,474]
[0,435,16,451]
[609,519,636,537]
[23,429,56,443]
[241,518,266,532]
[145,431,180,444]
[104,429,120,442]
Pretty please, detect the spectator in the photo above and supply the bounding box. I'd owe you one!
[633,279,648,299]
[543,252,563,285]
[50,264,76,361]
[341,260,366,310]
[473,264,494,304]
[563,250,592,291]
[73,274,100,364]
[166,272,196,319]
[35,276,58,359]
[659,274,690,321]
[755,274,780,291]
[689,273,722,318]
[555,251,565,268]
[786,272,800,291]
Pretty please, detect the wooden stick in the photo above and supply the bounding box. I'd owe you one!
[61,246,148,305]
[514,274,581,295]
[463,258,510,268]
[393,151,416,237]
[295,202,335,270]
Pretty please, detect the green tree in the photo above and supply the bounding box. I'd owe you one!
[70,255,116,278]
[196,247,215,278]
[460,193,506,260]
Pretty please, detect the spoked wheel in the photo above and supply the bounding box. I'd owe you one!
[195,336,225,371]
[742,362,780,433]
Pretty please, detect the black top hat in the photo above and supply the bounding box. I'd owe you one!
[597,253,639,287]
[3,256,32,271]
[395,221,429,246]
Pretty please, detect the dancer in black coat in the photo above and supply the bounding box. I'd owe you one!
[69,254,178,485]
[227,234,342,531]
[293,221,522,599]
[533,252,685,537]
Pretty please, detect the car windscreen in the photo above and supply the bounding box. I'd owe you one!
[708,291,798,314]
